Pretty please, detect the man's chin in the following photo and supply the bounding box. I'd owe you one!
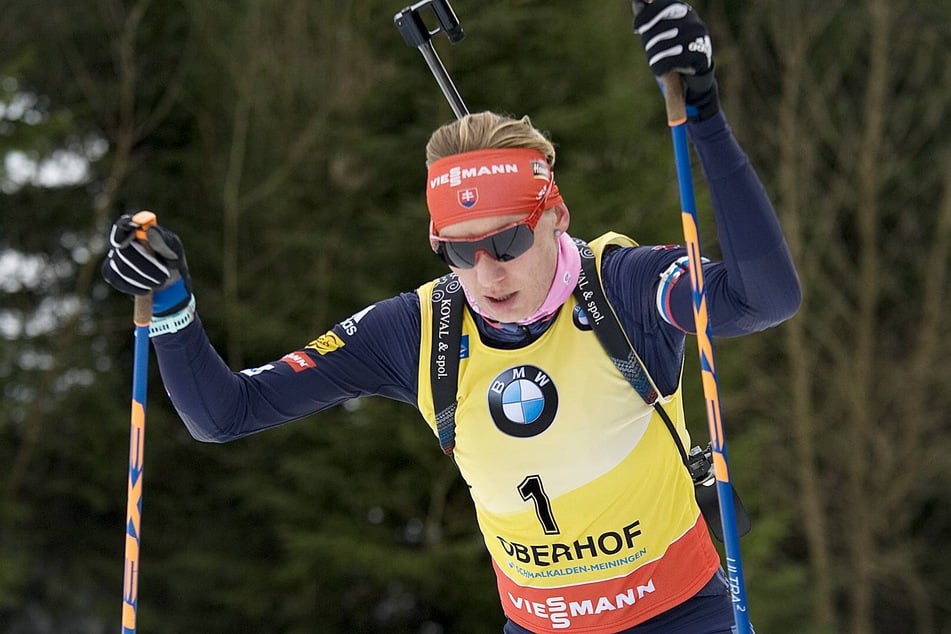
[483,298,525,324]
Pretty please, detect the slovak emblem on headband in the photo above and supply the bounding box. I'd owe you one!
[457,188,478,208]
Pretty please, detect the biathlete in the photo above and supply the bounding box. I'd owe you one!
[102,2,799,631]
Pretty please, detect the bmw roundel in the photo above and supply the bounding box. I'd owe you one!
[572,305,592,331]
[487,365,559,438]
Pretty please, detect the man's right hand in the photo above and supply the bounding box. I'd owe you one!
[101,214,193,316]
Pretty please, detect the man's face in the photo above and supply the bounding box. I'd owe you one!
[437,207,568,323]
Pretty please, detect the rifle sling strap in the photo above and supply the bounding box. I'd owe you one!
[429,274,466,455]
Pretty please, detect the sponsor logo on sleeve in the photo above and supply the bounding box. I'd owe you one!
[280,351,316,373]
[340,305,376,336]
[240,364,275,377]
[306,331,346,355]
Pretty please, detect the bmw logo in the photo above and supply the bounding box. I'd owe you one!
[487,365,559,438]
[572,305,592,331]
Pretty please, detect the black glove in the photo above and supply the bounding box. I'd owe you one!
[633,0,719,120]
[101,214,192,316]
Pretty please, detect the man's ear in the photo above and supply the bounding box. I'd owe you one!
[552,203,571,232]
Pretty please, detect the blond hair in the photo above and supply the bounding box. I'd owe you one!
[425,111,556,167]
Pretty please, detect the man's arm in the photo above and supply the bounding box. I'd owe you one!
[602,112,801,395]
[151,292,423,442]
[627,0,801,338]
[661,111,802,336]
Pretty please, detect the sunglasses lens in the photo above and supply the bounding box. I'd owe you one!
[439,242,478,268]
[490,224,534,262]
[436,224,535,269]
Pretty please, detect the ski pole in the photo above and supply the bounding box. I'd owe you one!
[121,210,157,634]
[659,73,753,634]
[394,0,469,118]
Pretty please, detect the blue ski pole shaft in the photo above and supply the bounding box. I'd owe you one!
[659,73,752,634]
[122,210,157,633]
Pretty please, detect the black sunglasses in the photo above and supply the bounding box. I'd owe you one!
[429,204,547,269]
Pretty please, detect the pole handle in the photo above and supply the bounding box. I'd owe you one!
[661,72,687,126]
[633,0,687,125]
[133,295,153,327]
[131,210,158,326]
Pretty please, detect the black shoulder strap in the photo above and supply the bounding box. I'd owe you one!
[429,273,466,456]
[571,238,689,465]
[572,239,659,405]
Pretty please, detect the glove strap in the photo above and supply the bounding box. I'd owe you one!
[153,278,191,315]
[149,295,197,338]
[683,71,719,121]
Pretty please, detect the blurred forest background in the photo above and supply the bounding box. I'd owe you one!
[2,0,950,632]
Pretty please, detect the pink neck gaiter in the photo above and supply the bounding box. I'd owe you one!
[461,230,581,325]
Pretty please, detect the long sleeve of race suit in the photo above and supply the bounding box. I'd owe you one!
[600,110,801,395]
[150,293,423,442]
[680,111,802,334]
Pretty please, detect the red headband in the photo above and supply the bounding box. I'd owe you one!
[426,148,563,232]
